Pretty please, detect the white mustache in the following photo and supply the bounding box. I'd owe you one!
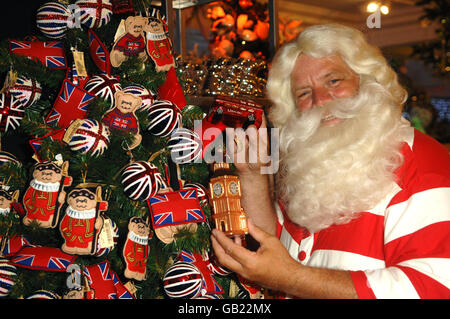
[287,79,375,143]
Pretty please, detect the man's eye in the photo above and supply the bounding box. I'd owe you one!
[297,91,309,99]
[329,78,342,86]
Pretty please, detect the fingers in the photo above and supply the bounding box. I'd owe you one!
[260,113,267,128]
[247,218,271,243]
[210,232,244,273]
[233,235,243,246]
[211,229,256,264]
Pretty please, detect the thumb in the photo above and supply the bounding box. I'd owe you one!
[247,218,271,243]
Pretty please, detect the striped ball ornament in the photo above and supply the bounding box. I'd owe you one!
[0,151,20,166]
[75,0,113,29]
[36,2,70,39]
[0,257,17,298]
[84,74,121,107]
[66,119,110,157]
[183,182,209,205]
[207,257,232,276]
[163,261,203,299]
[147,100,182,137]
[121,161,165,201]
[26,290,60,299]
[168,128,202,164]
[9,76,42,108]
[0,93,25,132]
[123,85,155,111]
[195,294,223,299]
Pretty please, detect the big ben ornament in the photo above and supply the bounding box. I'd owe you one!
[209,163,248,237]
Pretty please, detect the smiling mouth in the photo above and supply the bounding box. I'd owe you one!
[321,114,344,126]
[321,114,337,122]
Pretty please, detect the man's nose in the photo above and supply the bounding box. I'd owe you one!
[312,88,333,108]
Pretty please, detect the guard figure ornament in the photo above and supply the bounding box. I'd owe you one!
[144,14,175,72]
[123,216,152,281]
[60,185,108,255]
[22,154,72,228]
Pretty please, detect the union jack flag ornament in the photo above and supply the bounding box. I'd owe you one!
[9,245,77,272]
[147,188,206,229]
[83,261,134,299]
[88,29,111,75]
[45,79,95,128]
[9,40,67,69]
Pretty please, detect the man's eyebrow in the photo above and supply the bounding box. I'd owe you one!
[319,71,343,80]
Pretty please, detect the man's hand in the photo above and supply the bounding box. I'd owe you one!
[227,116,269,176]
[211,219,359,298]
[210,218,298,292]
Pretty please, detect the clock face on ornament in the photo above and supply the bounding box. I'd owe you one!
[213,182,224,197]
[228,181,239,195]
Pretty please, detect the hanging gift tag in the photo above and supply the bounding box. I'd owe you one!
[113,19,126,44]
[124,281,137,298]
[0,69,18,94]
[72,49,88,78]
[62,119,83,143]
[98,217,114,249]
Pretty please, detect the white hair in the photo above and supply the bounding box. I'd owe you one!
[267,24,407,129]
[267,24,410,232]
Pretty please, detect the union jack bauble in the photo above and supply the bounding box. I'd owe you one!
[9,76,42,108]
[147,100,182,137]
[83,74,121,108]
[0,257,17,297]
[0,93,25,132]
[75,0,113,29]
[64,119,110,157]
[36,2,71,39]
[26,290,60,299]
[183,182,209,206]
[123,84,155,111]
[168,128,202,164]
[163,261,203,298]
[0,151,20,166]
[121,161,165,201]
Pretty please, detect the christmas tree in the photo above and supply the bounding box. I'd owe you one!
[0,0,253,299]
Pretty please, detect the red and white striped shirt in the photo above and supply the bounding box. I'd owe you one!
[276,127,450,298]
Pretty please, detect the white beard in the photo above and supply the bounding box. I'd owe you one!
[277,76,410,233]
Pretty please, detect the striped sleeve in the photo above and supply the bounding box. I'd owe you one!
[352,131,450,299]
[353,185,450,298]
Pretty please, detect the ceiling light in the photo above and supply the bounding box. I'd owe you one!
[366,2,379,13]
[380,4,390,15]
